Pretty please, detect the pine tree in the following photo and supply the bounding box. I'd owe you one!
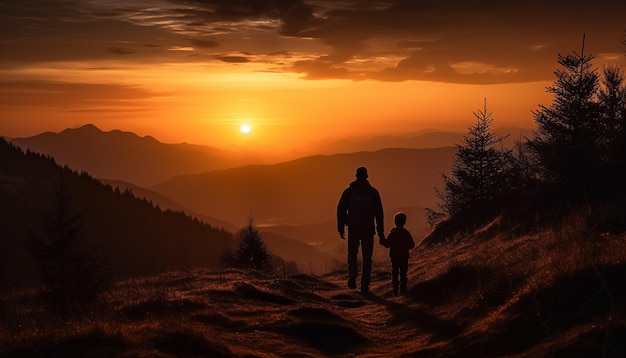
[433,100,512,224]
[29,174,111,313]
[598,64,626,183]
[531,35,603,201]
[233,216,272,270]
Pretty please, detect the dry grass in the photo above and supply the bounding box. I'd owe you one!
[405,211,626,357]
[2,215,626,357]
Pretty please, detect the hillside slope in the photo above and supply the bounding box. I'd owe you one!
[2,223,624,357]
[99,179,238,232]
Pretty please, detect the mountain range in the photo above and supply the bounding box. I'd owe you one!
[0,138,339,282]
[9,124,274,187]
[152,147,456,228]
[7,123,467,227]
[4,124,533,274]
[10,124,532,189]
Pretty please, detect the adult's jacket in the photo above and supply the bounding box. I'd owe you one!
[337,179,384,236]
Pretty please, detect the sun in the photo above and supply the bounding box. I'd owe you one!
[240,123,251,134]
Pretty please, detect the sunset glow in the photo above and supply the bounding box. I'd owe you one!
[240,124,251,134]
[2,3,626,355]
[1,1,625,156]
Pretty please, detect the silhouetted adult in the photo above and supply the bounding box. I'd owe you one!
[337,166,384,294]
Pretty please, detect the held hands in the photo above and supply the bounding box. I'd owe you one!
[377,232,386,246]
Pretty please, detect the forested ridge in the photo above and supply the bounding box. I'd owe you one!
[0,138,233,290]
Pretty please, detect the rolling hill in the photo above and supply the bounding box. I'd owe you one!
[152,147,456,227]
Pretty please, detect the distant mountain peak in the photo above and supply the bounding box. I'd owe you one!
[67,125,157,142]
[64,123,103,134]
[80,123,100,130]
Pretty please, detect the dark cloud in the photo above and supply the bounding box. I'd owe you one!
[278,0,626,83]
[109,47,135,55]
[278,2,320,36]
[166,0,296,25]
[0,3,192,64]
[157,0,626,83]
[1,0,624,84]
[0,1,212,64]
[293,59,353,80]
[216,55,250,63]
[190,39,219,48]
[267,50,292,57]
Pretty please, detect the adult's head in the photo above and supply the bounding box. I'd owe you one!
[356,166,368,179]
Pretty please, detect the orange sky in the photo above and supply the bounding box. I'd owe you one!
[1,1,625,156]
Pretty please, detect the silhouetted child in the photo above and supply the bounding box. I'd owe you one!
[380,212,415,296]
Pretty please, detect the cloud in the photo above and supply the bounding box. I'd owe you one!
[292,59,352,80]
[450,62,519,76]
[278,2,320,37]
[215,55,250,63]
[109,47,135,55]
[168,46,195,52]
[0,1,204,64]
[1,0,625,84]
[190,39,219,48]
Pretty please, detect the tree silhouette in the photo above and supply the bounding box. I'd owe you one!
[29,173,111,313]
[430,100,512,225]
[599,65,625,132]
[425,34,626,237]
[598,64,626,189]
[531,35,603,202]
[222,216,272,270]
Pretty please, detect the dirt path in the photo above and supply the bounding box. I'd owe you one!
[181,268,438,357]
[315,269,452,357]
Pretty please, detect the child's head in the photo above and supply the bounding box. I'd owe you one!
[394,212,407,227]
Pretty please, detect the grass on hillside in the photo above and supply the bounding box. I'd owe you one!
[1,213,625,357]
